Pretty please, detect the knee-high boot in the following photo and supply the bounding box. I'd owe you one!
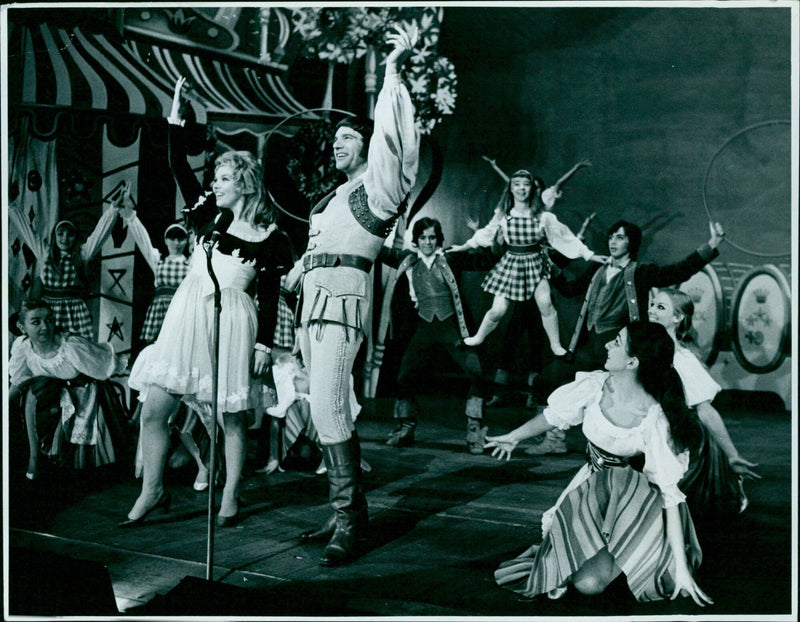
[318,434,368,566]
[298,432,368,549]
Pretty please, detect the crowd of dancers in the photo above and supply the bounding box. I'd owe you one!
[8,23,762,607]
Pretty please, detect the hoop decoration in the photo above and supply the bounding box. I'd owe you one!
[263,108,356,224]
[702,120,791,258]
[678,264,724,366]
[730,264,790,374]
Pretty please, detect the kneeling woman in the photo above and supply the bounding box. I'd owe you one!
[485,322,712,606]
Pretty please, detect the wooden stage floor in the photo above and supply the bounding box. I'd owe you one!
[5,391,796,619]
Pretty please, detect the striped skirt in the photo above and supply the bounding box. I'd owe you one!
[495,466,702,602]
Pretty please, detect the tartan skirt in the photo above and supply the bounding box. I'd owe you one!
[481,249,551,301]
[43,296,94,339]
[140,294,173,343]
[495,465,702,602]
[273,294,295,349]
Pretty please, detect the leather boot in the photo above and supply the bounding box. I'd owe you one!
[387,400,418,447]
[319,435,368,566]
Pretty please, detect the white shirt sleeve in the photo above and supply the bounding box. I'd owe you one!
[465,210,504,248]
[543,370,607,430]
[80,207,120,262]
[362,68,420,219]
[673,346,721,407]
[61,335,118,379]
[540,211,595,261]
[640,405,690,508]
[122,211,162,274]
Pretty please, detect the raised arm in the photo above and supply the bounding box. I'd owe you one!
[643,221,725,288]
[362,25,420,218]
[167,76,205,210]
[481,155,510,183]
[80,198,123,262]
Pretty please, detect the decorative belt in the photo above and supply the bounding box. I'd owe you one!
[42,287,85,299]
[302,253,373,274]
[506,243,544,254]
[154,286,178,297]
[586,441,631,470]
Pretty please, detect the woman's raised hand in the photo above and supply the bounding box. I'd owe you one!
[484,433,520,461]
[385,23,419,70]
[168,76,187,125]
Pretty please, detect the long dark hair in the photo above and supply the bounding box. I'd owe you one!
[626,321,700,453]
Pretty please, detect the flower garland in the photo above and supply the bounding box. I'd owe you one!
[290,7,457,135]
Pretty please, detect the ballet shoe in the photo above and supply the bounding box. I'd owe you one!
[193,469,210,492]
[25,471,37,481]
[118,492,171,528]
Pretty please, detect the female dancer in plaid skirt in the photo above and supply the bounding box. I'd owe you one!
[121,192,191,346]
[9,197,124,339]
[448,164,604,356]
[485,322,712,606]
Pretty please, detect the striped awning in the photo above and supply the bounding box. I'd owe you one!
[7,20,184,137]
[123,38,314,130]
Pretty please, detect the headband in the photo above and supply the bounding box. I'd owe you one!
[54,219,76,232]
[164,223,188,237]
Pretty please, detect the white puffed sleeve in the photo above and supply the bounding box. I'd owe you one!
[60,335,118,380]
[9,338,34,386]
[640,405,690,508]
[464,210,504,249]
[540,186,559,210]
[540,211,595,261]
[672,346,721,407]
[123,211,162,274]
[543,370,607,430]
[362,68,419,219]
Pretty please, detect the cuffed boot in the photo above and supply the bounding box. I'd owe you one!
[465,396,488,455]
[319,435,368,566]
[300,431,368,544]
[387,400,418,447]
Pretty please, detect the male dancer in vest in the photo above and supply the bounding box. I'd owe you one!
[377,217,497,453]
[527,219,726,455]
[284,25,420,566]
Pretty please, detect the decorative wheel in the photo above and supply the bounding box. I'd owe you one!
[703,120,791,259]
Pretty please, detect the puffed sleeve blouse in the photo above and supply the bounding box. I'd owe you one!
[464,208,594,261]
[672,345,721,407]
[9,334,120,386]
[542,371,690,508]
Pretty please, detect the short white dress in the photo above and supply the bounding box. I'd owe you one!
[128,214,292,430]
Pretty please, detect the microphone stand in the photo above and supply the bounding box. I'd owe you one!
[204,235,222,581]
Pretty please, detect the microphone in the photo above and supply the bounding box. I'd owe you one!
[208,209,234,246]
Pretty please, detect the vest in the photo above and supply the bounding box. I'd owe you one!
[568,262,640,352]
[412,261,456,322]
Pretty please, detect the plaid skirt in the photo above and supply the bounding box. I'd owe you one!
[273,295,295,349]
[43,296,94,339]
[140,294,173,343]
[482,249,551,301]
[495,465,702,602]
